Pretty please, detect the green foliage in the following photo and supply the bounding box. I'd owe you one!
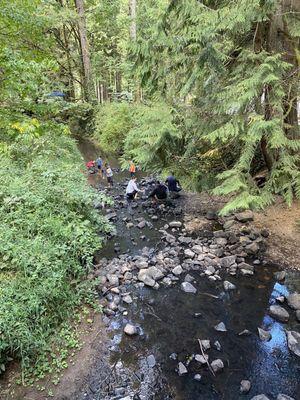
[136,0,300,213]
[94,102,135,153]
[0,130,111,372]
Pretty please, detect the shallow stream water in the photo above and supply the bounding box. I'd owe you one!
[77,137,300,400]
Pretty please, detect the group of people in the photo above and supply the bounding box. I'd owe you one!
[86,157,114,187]
[125,172,181,203]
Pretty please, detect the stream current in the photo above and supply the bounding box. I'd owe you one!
[76,138,300,400]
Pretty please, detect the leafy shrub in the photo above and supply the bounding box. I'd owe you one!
[94,102,135,154]
[0,130,111,372]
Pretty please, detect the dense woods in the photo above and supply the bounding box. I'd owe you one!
[0,0,299,381]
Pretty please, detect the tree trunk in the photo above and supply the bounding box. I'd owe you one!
[129,0,137,41]
[74,0,92,101]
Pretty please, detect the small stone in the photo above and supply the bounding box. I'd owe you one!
[169,352,177,360]
[223,281,236,290]
[184,274,194,282]
[172,265,183,276]
[240,269,254,276]
[235,211,254,222]
[124,323,137,336]
[184,249,195,258]
[194,374,202,381]
[137,220,146,229]
[274,271,286,281]
[287,293,300,310]
[114,387,126,396]
[200,340,211,351]
[195,354,208,364]
[181,282,197,294]
[250,396,270,400]
[214,340,221,351]
[107,274,119,287]
[214,322,227,332]
[276,296,285,303]
[123,295,133,304]
[269,305,289,322]
[178,362,188,376]
[169,221,182,228]
[240,380,251,393]
[258,327,272,341]
[147,354,156,368]
[211,359,224,373]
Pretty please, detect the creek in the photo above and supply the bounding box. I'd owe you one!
[76,137,300,400]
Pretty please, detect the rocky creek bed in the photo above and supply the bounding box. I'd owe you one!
[74,139,300,400]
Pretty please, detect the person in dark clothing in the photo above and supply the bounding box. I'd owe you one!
[148,181,168,202]
[166,172,181,198]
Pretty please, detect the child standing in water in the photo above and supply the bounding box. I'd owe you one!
[105,163,114,187]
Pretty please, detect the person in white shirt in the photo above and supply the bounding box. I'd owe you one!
[126,177,142,200]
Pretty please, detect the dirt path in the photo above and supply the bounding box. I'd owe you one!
[252,198,300,270]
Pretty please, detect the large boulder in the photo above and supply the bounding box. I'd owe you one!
[287,293,300,310]
[286,330,300,357]
[269,305,289,322]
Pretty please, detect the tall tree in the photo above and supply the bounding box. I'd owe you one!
[75,0,93,101]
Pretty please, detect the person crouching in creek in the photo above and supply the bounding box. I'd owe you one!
[126,176,142,201]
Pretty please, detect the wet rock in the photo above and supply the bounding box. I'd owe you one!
[277,395,296,400]
[223,220,235,230]
[184,249,195,258]
[250,396,270,400]
[178,236,192,244]
[287,293,300,310]
[296,310,300,322]
[269,305,289,322]
[184,274,195,283]
[286,330,300,357]
[200,340,211,351]
[124,323,137,336]
[147,354,156,368]
[214,340,222,351]
[240,380,251,393]
[220,255,236,268]
[206,210,217,220]
[194,374,202,381]
[258,327,272,341]
[211,359,224,373]
[274,270,286,281]
[169,221,182,228]
[181,282,197,294]
[235,211,254,222]
[223,280,236,290]
[195,354,208,364]
[178,362,188,376]
[172,265,183,276]
[169,352,177,360]
[137,270,155,287]
[214,322,227,332]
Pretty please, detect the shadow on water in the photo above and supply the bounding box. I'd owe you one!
[78,137,300,400]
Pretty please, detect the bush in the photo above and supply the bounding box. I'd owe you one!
[0,130,111,372]
[94,102,135,154]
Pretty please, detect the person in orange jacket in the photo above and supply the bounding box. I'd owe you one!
[129,160,136,177]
